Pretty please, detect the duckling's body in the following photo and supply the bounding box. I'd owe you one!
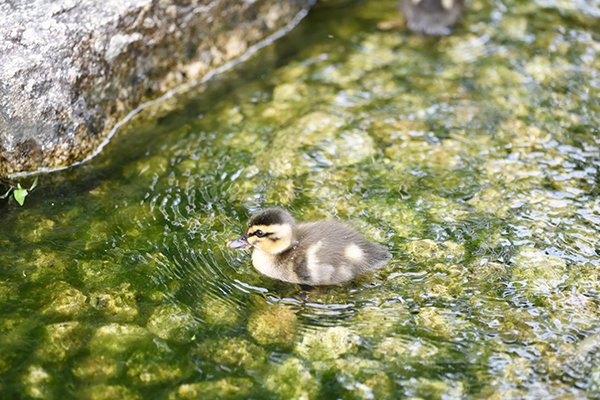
[401,0,465,36]
[228,209,391,286]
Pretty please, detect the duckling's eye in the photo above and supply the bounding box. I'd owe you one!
[255,230,265,237]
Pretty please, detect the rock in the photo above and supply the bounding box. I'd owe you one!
[146,303,200,343]
[512,247,567,295]
[76,259,124,289]
[79,384,140,400]
[403,377,465,399]
[313,357,394,400]
[0,0,314,176]
[198,295,241,328]
[405,239,466,264]
[295,326,360,360]
[352,305,410,338]
[89,283,138,322]
[88,323,151,354]
[22,365,53,399]
[34,321,86,362]
[414,306,469,338]
[42,281,89,318]
[247,304,298,347]
[374,336,439,361]
[170,378,253,400]
[195,337,266,373]
[0,280,18,303]
[265,357,320,400]
[126,350,191,386]
[72,355,123,382]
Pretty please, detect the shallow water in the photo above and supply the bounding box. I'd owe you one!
[1,0,599,398]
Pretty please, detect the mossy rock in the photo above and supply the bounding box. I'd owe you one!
[22,365,54,399]
[89,283,139,322]
[169,378,253,400]
[126,350,192,387]
[42,281,89,318]
[194,337,266,373]
[146,303,200,343]
[313,357,394,400]
[265,357,320,400]
[88,323,152,355]
[198,294,241,328]
[512,247,567,295]
[72,355,123,382]
[78,384,141,400]
[295,326,360,361]
[247,304,298,347]
[34,321,86,362]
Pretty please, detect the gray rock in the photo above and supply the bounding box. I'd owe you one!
[0,0,314,177]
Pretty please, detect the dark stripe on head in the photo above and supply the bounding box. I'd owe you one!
[248,208,295,227]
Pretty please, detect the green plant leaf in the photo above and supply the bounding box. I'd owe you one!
[13,188,28,206]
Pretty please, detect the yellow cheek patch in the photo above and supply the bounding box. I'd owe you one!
[248,225,272,235]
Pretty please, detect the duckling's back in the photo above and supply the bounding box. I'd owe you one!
[293,220,391,285]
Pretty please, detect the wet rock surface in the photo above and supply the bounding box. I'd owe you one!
[0,0,313,177]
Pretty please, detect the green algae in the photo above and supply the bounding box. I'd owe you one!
[0,0,599,398]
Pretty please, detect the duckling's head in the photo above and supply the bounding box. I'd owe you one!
[228,208,297,255]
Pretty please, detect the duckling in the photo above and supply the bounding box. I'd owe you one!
[228,208,391,286]
[400,0,465,36]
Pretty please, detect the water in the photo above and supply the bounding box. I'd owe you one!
[1,0,599,398]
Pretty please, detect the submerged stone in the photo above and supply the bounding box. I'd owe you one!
[405,240,466,264]
[72,355,123,382]
[198,295,241,328]
[374,336,439,361]
[25,249,69,282]
[88,323,151,354]
[42,281,89,318]
[296,326,360,361]
[512,247,567,295]
[89,283,139,322]
[468,189,511,218]
[34,322,86,362]
[404,377,465,399]
[79,384,140,400]
[314,357,394,400]
[247,305,298,347]
[415,307,469,338]
[76,259,124,289]
[146,303,200,343]
[265,357,320,400]
[352,305,410,338]
[16,217,56,243]
[169,378,253,400]
[0,280,18,303]
[258,111,378,177]
[126,350,191,386]
[22,365,53,399]
[195,337,266,373]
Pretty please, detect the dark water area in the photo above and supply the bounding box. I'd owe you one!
[1,0,599,398]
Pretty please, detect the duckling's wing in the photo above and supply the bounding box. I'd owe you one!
[298,221,390,284]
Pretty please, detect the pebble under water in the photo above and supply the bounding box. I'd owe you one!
[1,0,599,398]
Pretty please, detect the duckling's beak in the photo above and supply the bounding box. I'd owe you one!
[227,234,250,249]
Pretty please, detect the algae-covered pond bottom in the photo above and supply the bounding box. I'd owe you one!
[1,0,599,398]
